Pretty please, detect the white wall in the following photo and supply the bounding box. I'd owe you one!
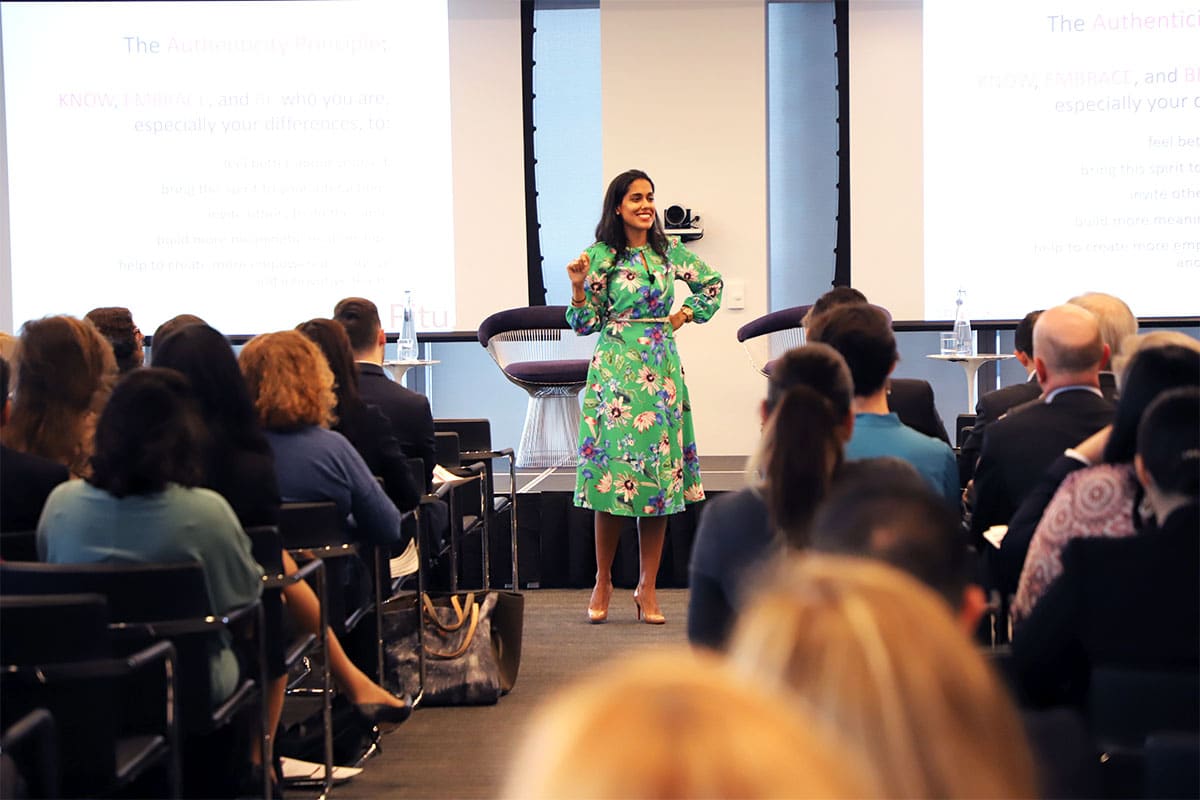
[601,0,769,457]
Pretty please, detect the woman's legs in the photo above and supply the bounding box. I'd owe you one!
[634,516,667,621]
[280,551,405,709]
[588,511,623,620]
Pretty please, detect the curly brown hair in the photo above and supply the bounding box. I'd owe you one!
[239,331,335,430]
[1,316,117,476]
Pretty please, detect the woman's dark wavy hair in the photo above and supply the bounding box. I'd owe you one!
[89,368,205,497]
[149,324,270,456]
[761,386,845,550]
[1103,344,1200,464]
[593,169,670,267]
[296,318,363,425]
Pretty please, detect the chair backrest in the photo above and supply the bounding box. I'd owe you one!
[477,305,573,345]
[0,708,61,800]
[0,561,211,622]
[735,305,811,375]
[477,306,597,369]
[435,431,461,469]
[278,501,347,549]
[1089,667,1200,747]
[0,594,120,792]
[243,525,284,575]
[0,530,38,562]
[434,418,494,455]
[1,594,112,664]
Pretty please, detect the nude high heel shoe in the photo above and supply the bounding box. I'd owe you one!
[633,589,665,625]
[587,581,613,623]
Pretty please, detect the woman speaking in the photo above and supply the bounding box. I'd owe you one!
[566,169,723,625]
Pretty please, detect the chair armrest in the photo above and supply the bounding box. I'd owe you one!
[260,557,323,591]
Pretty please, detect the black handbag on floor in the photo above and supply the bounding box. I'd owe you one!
[381,590,524,706]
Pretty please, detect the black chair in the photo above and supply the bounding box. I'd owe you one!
[0,529,38,562]
[1,594,179,798]
[0,562,269,799]
[1088,667,1200,798]
[1,708,59,800]
[278,501,374,639]
[429,433,489,593]
[434,418,520,590]
[1144,733,1200,799]
[243,524,335,796]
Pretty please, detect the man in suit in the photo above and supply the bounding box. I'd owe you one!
[0,356,69,532]
[959,309,1044,482]
[805,286,951,443]
[1068,292,1136,401]
[333,297,437,491]
[1011,388,1198,708]
[968,305,1115,546]
[808,304,960,506]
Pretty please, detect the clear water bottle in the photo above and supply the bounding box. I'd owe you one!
[953,289,973,356]
[398,290,417,361]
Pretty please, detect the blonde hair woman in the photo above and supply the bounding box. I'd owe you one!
[239,331,401,546]
[729,555,1037,799]
[504,648,871,799]
[2,316,116,476]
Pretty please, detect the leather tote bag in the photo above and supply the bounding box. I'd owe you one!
[381,590,523,706]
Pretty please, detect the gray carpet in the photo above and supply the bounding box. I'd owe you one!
[300,588,689,799]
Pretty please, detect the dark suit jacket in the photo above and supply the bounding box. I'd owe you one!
[889,378,950,444]
[968,388,1114,544]
[335,401,421,512]
[1011,504,1200,708]
[0,445,69,531]
[959,377,1042,483]
[356,362,436,491]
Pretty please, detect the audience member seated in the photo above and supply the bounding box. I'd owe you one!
[687,344,854,649]
[84,306,144,375]
[36,368,263,706]
[729,555,1038,798]
[1068,291,1137,401]
[297,318,421,512]
[968,304,1115,546]
[149,313,208,356]
[154,321,412,733]
[959,309,1043,483]
[333,297,436,491]
[994,331,1200,596]
[0,356,68,532]
[1,316,116,477]
[1009,343,1200,622]
[1012,388,1199,709]
[151,323,281,527]
[808,304,959,505]
[503,649,872,799]
[804,286,950,443]
[810,459,988,634]
[239,330,403,546]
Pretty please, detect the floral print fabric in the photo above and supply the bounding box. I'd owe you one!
[566,237,723,517]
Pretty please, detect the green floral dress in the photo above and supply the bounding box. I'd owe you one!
[566,237,723,517]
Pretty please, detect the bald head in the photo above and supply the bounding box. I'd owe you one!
[1068,292,1136,361]
[1033,304,1106,389]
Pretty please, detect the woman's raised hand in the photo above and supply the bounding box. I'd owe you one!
[566,252,590,287]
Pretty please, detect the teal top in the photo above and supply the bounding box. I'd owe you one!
[38,481,264,704]
[846,413,960,507]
